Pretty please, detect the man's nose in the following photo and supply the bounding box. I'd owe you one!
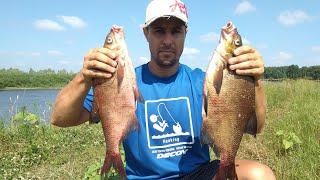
[163,32,174,46]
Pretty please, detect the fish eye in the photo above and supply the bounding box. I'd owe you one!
[107,37,113,44]
[234,39,242,46]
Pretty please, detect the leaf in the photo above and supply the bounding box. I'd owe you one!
[283,139,294,150]
[290,133,302,144]
[276,130,284,136]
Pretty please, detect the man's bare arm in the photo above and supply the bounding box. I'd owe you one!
[51,73,91,127]
[254,79,266,133]
[51,47,119,127]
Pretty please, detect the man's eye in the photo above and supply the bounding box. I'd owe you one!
[155,29,164,34]
[173,30,182,34]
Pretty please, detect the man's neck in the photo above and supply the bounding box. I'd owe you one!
[148,61,179,78]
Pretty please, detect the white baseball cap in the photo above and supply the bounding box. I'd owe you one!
[144,0,188,27]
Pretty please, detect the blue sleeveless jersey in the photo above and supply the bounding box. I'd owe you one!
[83,64,210,179]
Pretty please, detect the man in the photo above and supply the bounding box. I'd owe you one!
[51,0,275,179]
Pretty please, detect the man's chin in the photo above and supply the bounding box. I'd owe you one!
[156,59,178,68]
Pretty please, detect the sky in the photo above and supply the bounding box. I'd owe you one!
[0,0,320,72]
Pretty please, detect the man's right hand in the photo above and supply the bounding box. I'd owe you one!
[81,46,120,85]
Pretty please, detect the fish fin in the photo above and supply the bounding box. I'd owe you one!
[117,60,125,89]
[203,80,208,115]
[214,163,238,180]
[245,113,258,137]
[132,114,140,132]
[100,151,126,178]
[90,92,100,123]
[200,113,214,146]
[212,144,220,158]
[213,60,225,95]
[133,85,144,103]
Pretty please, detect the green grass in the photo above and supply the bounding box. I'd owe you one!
[238,80,320,179]
[0,79,319,179]
[0,122,105,179]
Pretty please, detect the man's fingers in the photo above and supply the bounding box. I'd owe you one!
[86,60,117,73]
[84,48,118,68]
[229,58,260,70]
[90,52,118,67]
[97,48,118,59]
[98,46,121,57]
[82,68,113,79]
[82,46,121,80]
[228,53,256,65]
[235,68,264,77]
[233,45,255,56]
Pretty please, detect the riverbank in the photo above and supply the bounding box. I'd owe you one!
[1,79,319,179]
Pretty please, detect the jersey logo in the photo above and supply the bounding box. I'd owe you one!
[145,97,194,149]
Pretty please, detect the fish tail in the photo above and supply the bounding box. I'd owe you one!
[214,163,237,180]
[100,151,126,178]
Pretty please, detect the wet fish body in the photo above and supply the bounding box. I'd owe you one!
[92,25,140,177]
[203,22,256,180]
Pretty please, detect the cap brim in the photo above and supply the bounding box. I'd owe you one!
[144,15,187,28]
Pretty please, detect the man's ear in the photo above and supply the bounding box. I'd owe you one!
[143,27,149,42]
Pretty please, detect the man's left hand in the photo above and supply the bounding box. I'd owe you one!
[228,45,264,80]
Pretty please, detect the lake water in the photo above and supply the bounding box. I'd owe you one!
[0,89,60,124]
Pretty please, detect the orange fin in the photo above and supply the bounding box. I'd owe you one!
[245,113,258,137]
[214,163,238,180]
[100,151,126,178]
[90,91,100,123]
[200,101,213,146]
[117,62,125,88]
[213,61,224,95]
[133,85,144,103]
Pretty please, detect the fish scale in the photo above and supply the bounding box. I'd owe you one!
[203,21,256,180]
[91,25,141,178]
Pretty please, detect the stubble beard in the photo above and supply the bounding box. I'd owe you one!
[155,58,178,68]
[151,52,181,69]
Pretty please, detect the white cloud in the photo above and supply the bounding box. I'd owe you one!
[272,51,293,64]
[257,43,268,50]
[200,32,220,43]
[30,52,41,57]
[34,19,65,31]
[235,1,256,15]
[183,47,200,56]
[58,16,87,28]
[139,56,149,63]
[1,51,44,58]
[311,46,320,53]
[48,50,64,56]
[133,56,149,67]
[278,10,311,26]
[65,40,74,45]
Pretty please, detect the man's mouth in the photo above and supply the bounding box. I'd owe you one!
[159,50,175,54]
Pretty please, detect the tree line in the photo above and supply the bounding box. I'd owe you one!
[264,65,320,80]
[0,65,319,89]
[0,68,76,89]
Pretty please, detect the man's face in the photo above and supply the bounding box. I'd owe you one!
[144,17,187,68]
